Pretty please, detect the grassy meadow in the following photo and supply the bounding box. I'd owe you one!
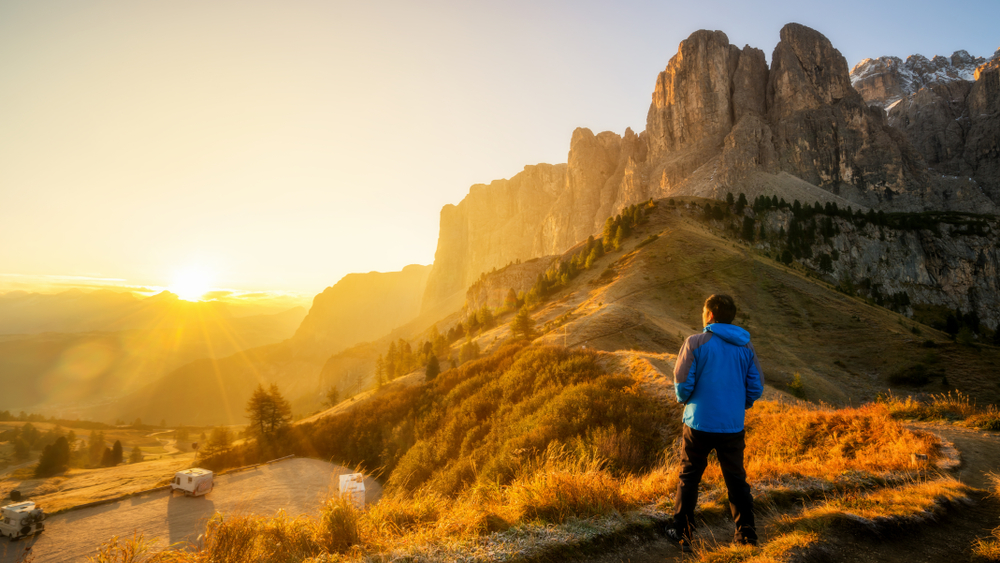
[89,343,972,562]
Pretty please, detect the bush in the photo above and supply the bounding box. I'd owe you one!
[316,496,361,553]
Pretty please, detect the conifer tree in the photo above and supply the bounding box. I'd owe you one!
[246,383,293,442]
[510,307,537,341]
[425,355,440,381]
[129,446,143,464]
[112,440,124,465]
[35,436,70,477]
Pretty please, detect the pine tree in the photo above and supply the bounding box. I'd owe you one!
[89,430,106,466]
[375,356,386,388]
[740,216,755,242]
[35,436,70,477]
[112,440,124,465]
[425,355,440,381]
[735,193,747,214]
[510,307,537,341]
[129,446,144,464]
[246,383,293,442]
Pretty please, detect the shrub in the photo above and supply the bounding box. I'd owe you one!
[788,373,805,398]
[316,496,361,553]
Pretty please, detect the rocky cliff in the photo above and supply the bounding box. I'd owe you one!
[851,51,985,110]
[851,48,1000,208]
[423,23,978,314]
[753,209,1000,330]
[294,264,431,360]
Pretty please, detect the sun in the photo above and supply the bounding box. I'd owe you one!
[169,268,212,301]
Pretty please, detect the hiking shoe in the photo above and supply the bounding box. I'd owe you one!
[666,527,693,553]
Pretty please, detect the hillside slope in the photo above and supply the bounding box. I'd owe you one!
[454,198,1000,407]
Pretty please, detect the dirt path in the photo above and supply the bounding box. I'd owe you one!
[569,424,1000,563]
[0,458,382,563]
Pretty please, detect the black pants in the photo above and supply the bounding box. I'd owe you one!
[672,425,756,542]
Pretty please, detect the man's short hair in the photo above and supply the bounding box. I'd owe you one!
[705,294,737,324]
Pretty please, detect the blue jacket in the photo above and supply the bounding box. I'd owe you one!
[673,323,763,433]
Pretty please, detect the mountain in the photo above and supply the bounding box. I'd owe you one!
[851,51,986,110]
[423,23,998,316]
[0,289,299,335]
[0,306,307,416]
[851,48,1000,204]
[92,265,434,425]
[292,264,431,361]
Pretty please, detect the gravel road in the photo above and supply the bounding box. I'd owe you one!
[0,458,381,563]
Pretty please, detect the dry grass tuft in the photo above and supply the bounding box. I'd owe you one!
[776,478,969,533]
[972,472,1000,562]
[880,391,1000,430]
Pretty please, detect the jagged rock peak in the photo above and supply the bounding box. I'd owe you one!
[768,23,857,119]
[646,29,741,158]
[851,49,986,109]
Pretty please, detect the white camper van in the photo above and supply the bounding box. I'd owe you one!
[171,468,214,496]
[0,501,46,540]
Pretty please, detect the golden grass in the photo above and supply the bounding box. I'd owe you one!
[972,472,1000,562]
[776,478,969,533]
[100,397,953,563]
[880,391,1000,430]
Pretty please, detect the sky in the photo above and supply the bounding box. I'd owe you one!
[1,0,997,302]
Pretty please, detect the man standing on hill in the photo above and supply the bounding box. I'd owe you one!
[667,294,763,552]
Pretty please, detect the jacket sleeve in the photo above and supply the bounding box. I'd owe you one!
[745,343,764,408]
[674,337,697,403]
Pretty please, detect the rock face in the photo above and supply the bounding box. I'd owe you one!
[423,25,1000,315]
[464,258,554,311]
[760,210,1000,329]
[851,51,984,110]
[294,264,431,360]
[852,48,1000,207]
[422,131,648,313]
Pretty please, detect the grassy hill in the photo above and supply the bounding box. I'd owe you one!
[84,197,1000,562]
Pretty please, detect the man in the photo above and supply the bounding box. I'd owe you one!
[667,294,763,552]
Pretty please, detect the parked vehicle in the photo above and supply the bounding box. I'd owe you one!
[171,468,214,497]
[0,501,45,540]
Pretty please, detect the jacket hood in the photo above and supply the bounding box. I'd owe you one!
[704,323,750,346]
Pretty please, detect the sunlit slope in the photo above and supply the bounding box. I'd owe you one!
[498,199,1000,406]
[0,306,306,415]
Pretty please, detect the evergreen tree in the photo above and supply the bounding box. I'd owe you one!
[88,430,106,466]
[246,383,293,442]
[740,216,755,242]
[100,447,114,467]
[613,225,625,250]
[20,422,40,448]
[459,338,480,364]
[129,446,144,464]
[203,427,232,456]
[425,355,440,381]
[510,307,537,341]
[35,436,70,477]
[735,193,747,214]
[112,440,124,465]
[324,386,341,407]
[819,253,834,273]
[726,192,735,205]
[375,355,386,388]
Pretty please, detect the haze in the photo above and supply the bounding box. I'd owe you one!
[1,0,997,299]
